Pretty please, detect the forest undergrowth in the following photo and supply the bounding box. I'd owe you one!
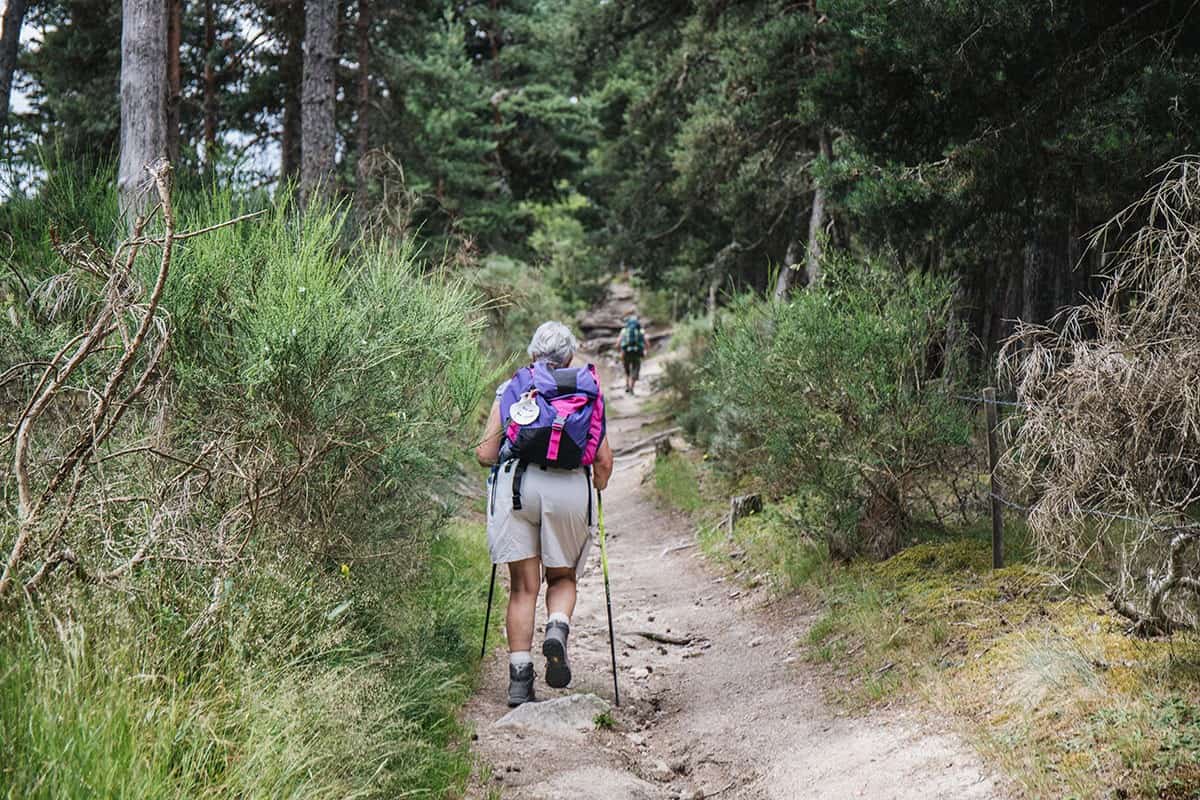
[0,167,511,798]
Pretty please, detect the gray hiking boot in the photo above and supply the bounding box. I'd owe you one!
[542,621,572,689]
[508,662,536,707]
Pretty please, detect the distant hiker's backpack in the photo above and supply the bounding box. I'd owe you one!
[620,320,645,355]
[499,361,606,470]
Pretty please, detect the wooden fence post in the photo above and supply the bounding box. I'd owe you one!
[983,387,1004,569]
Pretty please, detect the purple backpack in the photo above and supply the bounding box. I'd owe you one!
[499,361,606,469]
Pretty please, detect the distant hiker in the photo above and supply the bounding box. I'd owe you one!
[618,314,646,395]
[476,321,614,706]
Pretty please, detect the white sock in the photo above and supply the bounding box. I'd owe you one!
[548,611,570,627]
[509,651,532,667]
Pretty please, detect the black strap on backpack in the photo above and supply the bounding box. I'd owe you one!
[512,460,529,511]
[488,463,500,516]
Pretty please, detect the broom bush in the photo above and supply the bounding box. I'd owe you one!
[0,174,493,798]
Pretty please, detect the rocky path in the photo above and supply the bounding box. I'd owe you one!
[463,345,1005,800]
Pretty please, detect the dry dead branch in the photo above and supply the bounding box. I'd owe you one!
[0,162,267,607]
[1001,157,1200,635]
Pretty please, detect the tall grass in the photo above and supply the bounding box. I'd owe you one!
[0,523,494,799]
[2,171,496,797]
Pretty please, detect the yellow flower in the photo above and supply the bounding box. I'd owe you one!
[340,563,351,579]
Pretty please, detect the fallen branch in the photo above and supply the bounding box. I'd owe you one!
[661,541,697,558]
[613,427,681,456]
[122,208,266,246]
[631,630,694,646]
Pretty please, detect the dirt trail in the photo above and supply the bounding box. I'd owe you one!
[464,333,1004,800]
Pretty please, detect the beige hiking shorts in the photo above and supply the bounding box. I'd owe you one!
[487,460,594,579]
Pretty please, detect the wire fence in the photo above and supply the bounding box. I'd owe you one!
[954,393,1029,409]
[956,388,1187,566]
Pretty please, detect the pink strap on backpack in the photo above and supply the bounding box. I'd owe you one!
[581,364,605,465]
[546,396,588,462]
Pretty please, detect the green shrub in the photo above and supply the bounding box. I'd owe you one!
[3,184,488,571]
[522,189,608,308]
[687,257,972,560]
[1,176,494,798]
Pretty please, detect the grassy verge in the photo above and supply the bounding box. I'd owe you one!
[0,521,497,799]
[652,450,1200,799]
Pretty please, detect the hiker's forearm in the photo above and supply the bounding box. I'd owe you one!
[476,401,503,466]
[592,438,613,490]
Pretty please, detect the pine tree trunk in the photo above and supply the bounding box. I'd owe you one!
[166,0,182,164]
[706,241,741,317]
[999,261,1022,343]
[772,205,807,301]
[118,0,169,220]
[0,0,30,136]
[203,0,217,169]
[354,0,371,221]
[280,0,304,182]
[804,127,833,287]
[1021,225,1053,326]
[301,0,337,206]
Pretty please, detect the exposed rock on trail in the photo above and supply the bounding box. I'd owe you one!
[494,694,610,738]
[464,297,1005,799]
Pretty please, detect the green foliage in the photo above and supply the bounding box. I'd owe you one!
[163,191,486,470]
[685,257,971,555]
[522,188,606,306]
[657,314,713,421]
[14,2,122,160]
[467,253,575,367]
[653,451,702,514]
[0,155,120,304]
[0,522,494,799]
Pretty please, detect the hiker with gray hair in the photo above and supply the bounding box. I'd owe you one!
[476,321,614,706]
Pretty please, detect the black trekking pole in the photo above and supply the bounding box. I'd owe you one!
[596,490,620,706]
[481,463,500,660]
[481,563,496,659]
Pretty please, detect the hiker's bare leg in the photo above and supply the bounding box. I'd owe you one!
[506,557,542,652]
[545,566,577,619]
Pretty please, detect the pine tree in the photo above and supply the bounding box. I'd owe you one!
[0,0,30,137]
[118,0,168,218]
[354,0,371,217]
[301,0,336,204]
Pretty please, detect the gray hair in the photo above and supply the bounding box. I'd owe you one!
[527,321,578,368]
